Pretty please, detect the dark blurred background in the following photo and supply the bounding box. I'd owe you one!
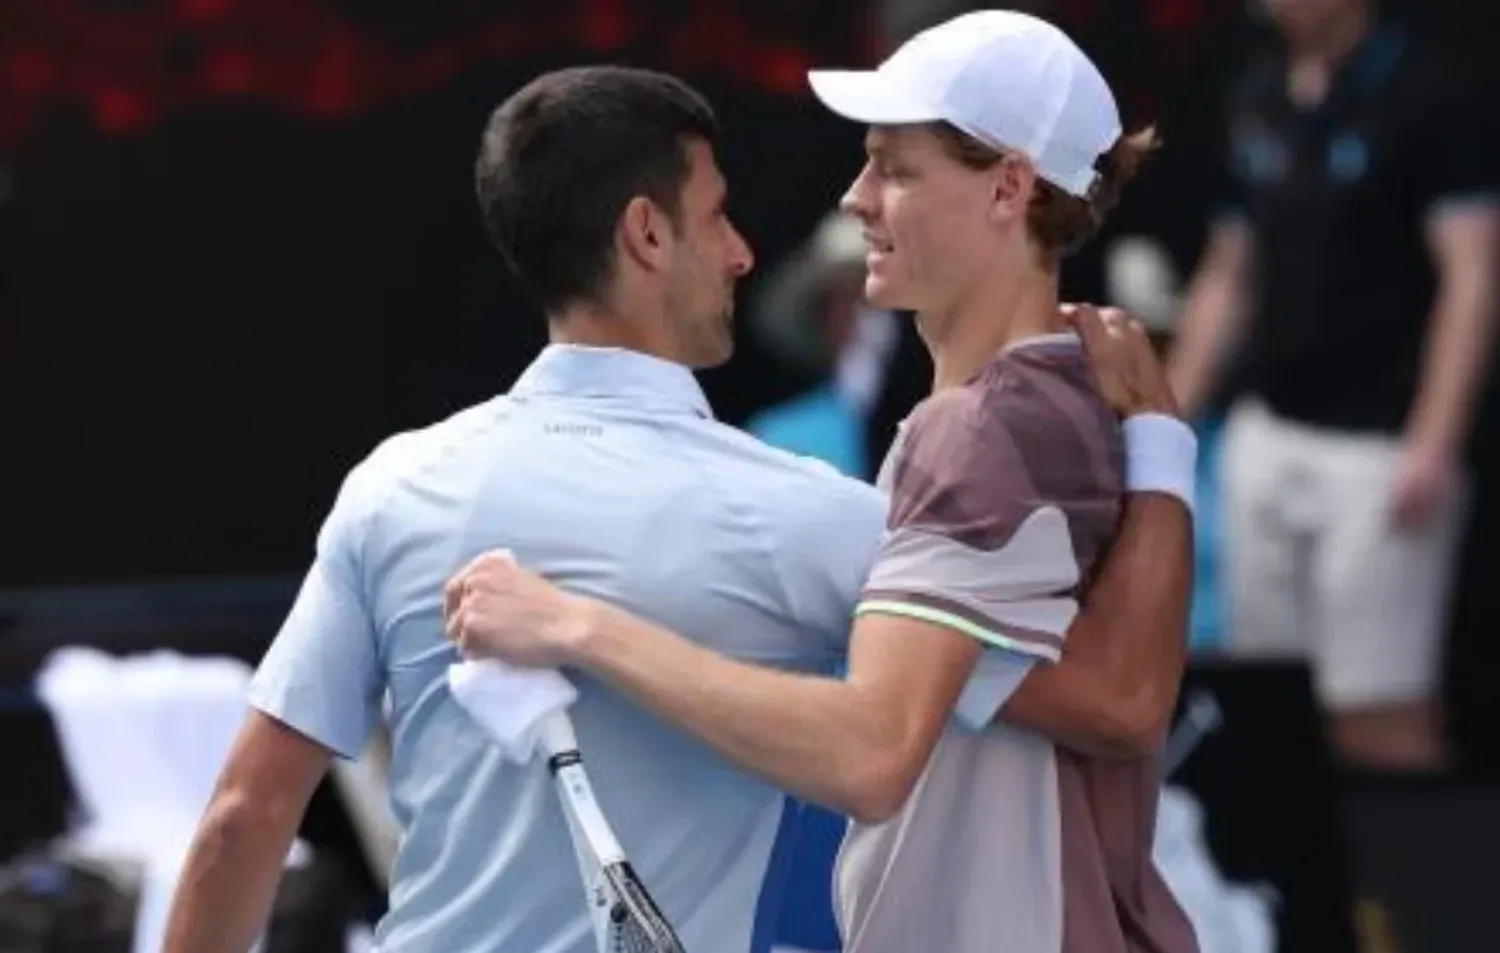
[0,0,1260,586]
[1,2,1497,952]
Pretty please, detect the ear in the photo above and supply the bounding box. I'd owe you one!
[988,156,1036,226]
[618,196,673,274]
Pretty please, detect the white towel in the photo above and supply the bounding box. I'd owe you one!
[447,658,577,763]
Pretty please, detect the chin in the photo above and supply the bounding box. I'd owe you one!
[865,276,920,313]
[709,339,735,367]
[864,276,902,311]
[688,335,734,370]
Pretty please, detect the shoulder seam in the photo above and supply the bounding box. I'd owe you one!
[348,398,511,603]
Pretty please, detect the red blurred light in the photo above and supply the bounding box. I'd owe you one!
[92,86,147,133]
[205,51,253,94]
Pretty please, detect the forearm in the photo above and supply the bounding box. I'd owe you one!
[163,796,296,953]
[1167,289,1239,417]
[1166,223,1248,417]
[1406,276,1497,454]
[569,602,904,821]
[1004,494,1193,753]
[1071,493,1193,735]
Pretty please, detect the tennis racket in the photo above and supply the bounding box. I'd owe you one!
[538,712,686,953]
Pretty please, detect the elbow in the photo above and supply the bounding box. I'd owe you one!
[1090,692,1173,759]
[838,746,925,825]
[196,791,257,852]
[1090,716,1158,760]
[195,785,298,855]
[841,771,912,826]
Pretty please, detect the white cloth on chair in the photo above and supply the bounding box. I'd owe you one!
[33,647,319,953]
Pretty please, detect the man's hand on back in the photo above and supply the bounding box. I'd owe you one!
[1063,304,1182,420]
[445,549,592,668]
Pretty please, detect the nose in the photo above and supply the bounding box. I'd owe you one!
[839,162,878,222]
[727,223,754,277]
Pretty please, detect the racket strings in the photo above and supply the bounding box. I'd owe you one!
[608,910,656,953]
[606,876,681,953]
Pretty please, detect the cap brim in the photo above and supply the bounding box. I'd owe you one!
[807,70,942,125]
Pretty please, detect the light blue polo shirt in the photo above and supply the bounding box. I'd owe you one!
[248,344,1026,952]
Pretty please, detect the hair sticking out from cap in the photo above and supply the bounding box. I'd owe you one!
[933,122,1160,263]
[1086,125,1160,226]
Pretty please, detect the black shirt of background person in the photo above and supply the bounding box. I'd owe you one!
[1217,23,1499,434]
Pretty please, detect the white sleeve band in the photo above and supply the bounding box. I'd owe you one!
[1121,413,1197,516]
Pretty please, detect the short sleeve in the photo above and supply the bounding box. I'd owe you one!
[769,462,888,659]
[856,394,1082,663]
[1415,76,1500,216]
[247,469,383,760]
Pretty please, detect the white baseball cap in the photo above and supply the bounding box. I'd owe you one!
[808,11,1122,198]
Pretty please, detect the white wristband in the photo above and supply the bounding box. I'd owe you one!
[1122,413,1197,515]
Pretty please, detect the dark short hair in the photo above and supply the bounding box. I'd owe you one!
[475,66,719,312]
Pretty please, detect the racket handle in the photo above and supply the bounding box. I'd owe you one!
[538,711,580,758]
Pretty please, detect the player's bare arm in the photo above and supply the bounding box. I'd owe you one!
[448,557,981,823]
[999,492,1191,755]
[445,492,1186,822]
[999,306,1193,755]
[162,711,330,953]
[446,307,1194,819]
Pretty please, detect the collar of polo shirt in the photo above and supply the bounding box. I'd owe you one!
[511,344,714,419]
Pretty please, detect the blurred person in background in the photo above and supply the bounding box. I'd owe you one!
[1167,0,1500,771]
[744,210,900,480]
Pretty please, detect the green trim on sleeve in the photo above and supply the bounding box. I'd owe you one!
[855,599,1060,661]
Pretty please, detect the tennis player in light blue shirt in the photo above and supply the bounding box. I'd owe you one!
[252,342,890,952]
[159,66,951,953]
